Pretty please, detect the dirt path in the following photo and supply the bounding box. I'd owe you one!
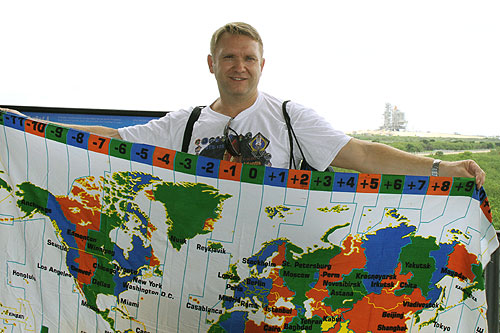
[415,149,492,156]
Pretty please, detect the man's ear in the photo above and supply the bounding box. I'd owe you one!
[207,54,214,74]
[261,58,265,71]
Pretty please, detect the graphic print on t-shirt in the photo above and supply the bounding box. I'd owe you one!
[195,132,272,166]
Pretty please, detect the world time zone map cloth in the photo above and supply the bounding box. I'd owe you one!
[0,110,498,333]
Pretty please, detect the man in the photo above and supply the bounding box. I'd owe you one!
[1,22,486,187]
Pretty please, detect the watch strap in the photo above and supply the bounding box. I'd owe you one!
[431,159,441,177]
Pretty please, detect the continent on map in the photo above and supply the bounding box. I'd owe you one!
[209,210,485,332]
[10,171,231,330]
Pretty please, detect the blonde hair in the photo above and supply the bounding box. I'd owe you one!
[210,22,263,56]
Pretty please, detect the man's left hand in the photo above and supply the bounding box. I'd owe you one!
[441,159,486,189]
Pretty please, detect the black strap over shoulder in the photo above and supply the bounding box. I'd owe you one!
[282,100,316,171]
[182,106,204,153]
[282,101,295,169]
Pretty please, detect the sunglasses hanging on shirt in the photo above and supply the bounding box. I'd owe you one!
[223,118,242,156]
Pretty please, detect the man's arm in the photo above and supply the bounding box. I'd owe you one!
[332,138,486,188]
[56,123,122,139]
[1,107,122,139]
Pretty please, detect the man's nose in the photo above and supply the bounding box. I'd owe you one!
[233,58,246,72]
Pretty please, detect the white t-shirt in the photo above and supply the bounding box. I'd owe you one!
[118,92,351,171]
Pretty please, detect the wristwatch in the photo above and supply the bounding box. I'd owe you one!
[431,159,441,177]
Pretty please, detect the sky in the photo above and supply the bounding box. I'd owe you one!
[1,0,499,136]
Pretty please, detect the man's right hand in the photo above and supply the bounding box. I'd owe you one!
[0,107,26,117]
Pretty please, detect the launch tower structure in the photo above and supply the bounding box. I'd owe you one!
[381,103,407,131]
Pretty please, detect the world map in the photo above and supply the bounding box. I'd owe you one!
[0,110,498,332]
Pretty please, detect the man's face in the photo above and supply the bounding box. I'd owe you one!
[208,33,265,102]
